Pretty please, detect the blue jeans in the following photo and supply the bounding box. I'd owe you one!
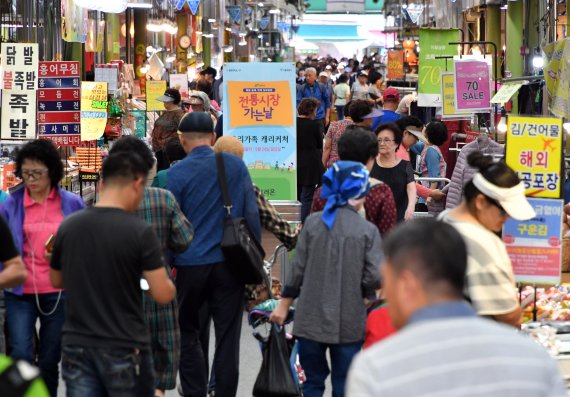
[297,338,362,397]
[335,105,345,120]
[62,345,155,397]
[5,292,65,397]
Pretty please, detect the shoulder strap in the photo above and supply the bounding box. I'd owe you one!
[215,153,232,216]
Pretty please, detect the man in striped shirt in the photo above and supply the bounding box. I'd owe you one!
[346,219,566,397]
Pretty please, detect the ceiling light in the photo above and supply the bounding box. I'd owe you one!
[74,0,127,12]
[223,45,234,52]
[165,55,176,62]
[126,1,153,8]
[208,18,216,23]
[203,33,214,38]
[239,37,247,46]
[269,8,280,13]
[196,30,203,35]
[258,2,264,5]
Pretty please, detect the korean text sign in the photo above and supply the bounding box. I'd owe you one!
[454,60,491,111]
[37,61,81,146]
[441,72,470,119]
[146,81,167,111]
[505,116,563,198]
[223,63,296,200]
[1,43,38,140]
[503,198,563,284]
[418,28,458,107]
[387,50,404,80]
[80,82,108,141]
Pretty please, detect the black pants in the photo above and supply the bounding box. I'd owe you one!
[177,263,245,397]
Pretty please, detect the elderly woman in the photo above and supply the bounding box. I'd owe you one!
[185,91,218,127]
[1,139,85,397]
[271,161,382,397]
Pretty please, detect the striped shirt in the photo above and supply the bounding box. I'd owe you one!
[347,303,566,397]
[439,211,519,315]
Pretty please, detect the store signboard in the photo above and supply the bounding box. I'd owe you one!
[80,82,108,142]
[441,72,470,119]
[454,59,491,111]
[169,74,189,100]
[503,198,563,284]
[387,50,404,80]
[37,61,81,146]
[505,116,563,198]
[1,43,38,140]
[417,28,458,107]
[491,83,523,104]
[223,62,297,200]
[146,80,167,111]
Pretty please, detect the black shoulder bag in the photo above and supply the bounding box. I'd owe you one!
[216,153,266,284]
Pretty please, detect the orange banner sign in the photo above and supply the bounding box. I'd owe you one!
[387,50,404,80]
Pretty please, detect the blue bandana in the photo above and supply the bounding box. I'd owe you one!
[320,161,370,230]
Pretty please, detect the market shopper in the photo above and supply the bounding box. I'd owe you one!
[313,125,397,237]
[332,74,351,120]
[109,137,193,397]
[296,67,331,132]
[50,151,176,397]
[439,153,535,327]
[152,137,187,189]
[0,139,85,397]
[152,88,186,171]
[418,121,448,214]
[169,112,260,397]
[271,161,382,397]
[370,123,416,222]
[346,219,567,397]
[185,91,218,126]
[351,71,370,101]
[297,98,325,223]
[371,87,401,131]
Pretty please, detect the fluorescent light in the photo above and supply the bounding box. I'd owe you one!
[223,45,234,52]
[258,2,264,6]
[196,31,203,35]
[0,24,23,28]
[208,18,216,23]
[239,37,247,46]
[203,33,214,38]
[127,2,152,8]
[269,8,280,13]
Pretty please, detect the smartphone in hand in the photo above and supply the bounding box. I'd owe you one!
[45,234,55,254]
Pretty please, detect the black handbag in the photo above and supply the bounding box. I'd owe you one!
[215,152,266,284]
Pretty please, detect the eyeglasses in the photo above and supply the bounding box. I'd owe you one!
[378,139,395,144]
[21,169,49,180]
[486,197,508,217]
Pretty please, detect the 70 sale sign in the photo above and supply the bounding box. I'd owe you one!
[454,59,491,111]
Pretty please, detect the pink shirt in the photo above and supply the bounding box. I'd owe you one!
[22,187,63,294]
[396,145,431,200]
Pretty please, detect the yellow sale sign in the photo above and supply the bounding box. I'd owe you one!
[505,116,563,198]
[146,80,167,111]
[80,81,108,141]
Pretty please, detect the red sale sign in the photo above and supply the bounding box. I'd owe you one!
[454,60,491,111]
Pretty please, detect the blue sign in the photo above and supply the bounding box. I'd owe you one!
[38,100,80,112]
[259,16,270,30]
[38,123,81,135]
[38,77,80,89]
[187,0,200,15]
[175,0,186,10]
[226,5,241,24]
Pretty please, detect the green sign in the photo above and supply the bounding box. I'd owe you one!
[129,110,147,139]
[418,28,459,107]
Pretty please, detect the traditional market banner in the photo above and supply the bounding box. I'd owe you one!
[503,198,563,284]
[505,116,563,198]
[543,39,570,118]
[441,72,470,119]
[223,63,296,200]
[1,43,38,140]
[170,74,189,100]
[80,82,108,141]
[387,50,404,80]
[454,59,491,111]
[146,80,167,111]
[491,83,523,104]
[418,28,459,107]
[38,62,81,146]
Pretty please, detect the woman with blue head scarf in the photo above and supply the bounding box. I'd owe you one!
[271,161,383,397]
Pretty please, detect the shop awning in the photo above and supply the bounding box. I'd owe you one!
[296,24,366,42]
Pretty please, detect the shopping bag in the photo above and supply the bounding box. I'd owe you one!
[253,325,300,397]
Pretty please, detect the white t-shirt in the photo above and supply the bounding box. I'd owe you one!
[333,83,350,106]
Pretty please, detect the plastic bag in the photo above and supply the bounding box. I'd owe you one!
[253,325,300,397]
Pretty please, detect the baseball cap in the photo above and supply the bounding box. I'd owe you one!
[199,66,217,78]
[383,87,400,102]
[178,112,214,134]
[319,71,328,78]
[361,108,383,119]
[404,126,428,143]
[325,65,332,70]
[156,88,181,103]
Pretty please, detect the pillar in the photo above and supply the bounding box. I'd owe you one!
[105,13,120,62]
[134,9,147,93]
[177,14,188,73]
[486,5,501,82]
[506,0,524,113]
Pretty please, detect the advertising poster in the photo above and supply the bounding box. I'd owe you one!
[505,116,563,198]
[80,82,108,141]
[37,62,81,146]
[441,72,470,119]
[454,59,491,111]
[387,50,404,80]
[170,74,189,100]
[543,39,570,118]
[146,80,167,111]
[1,43,38,140]
[418,28,459,107]
[223,63,296,200]
[491,83,523,104]
[503,198,563,284]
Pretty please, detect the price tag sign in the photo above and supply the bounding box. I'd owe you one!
[454,60,491,111]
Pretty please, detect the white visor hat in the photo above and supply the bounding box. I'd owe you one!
[472,173,536,221]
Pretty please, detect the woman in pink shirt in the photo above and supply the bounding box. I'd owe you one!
[0,139,84,397]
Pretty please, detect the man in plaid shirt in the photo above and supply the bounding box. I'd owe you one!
[109,137,193,397]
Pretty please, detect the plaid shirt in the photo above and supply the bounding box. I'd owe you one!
[136,187,194,256]
[254,185,299,250]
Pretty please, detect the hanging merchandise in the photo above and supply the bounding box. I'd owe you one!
[543,39,570,118]
[1,43,39,140]
[74,0,128,13]
[61,0,88,43]
[227,5,242,24]
[259,16,270,30]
